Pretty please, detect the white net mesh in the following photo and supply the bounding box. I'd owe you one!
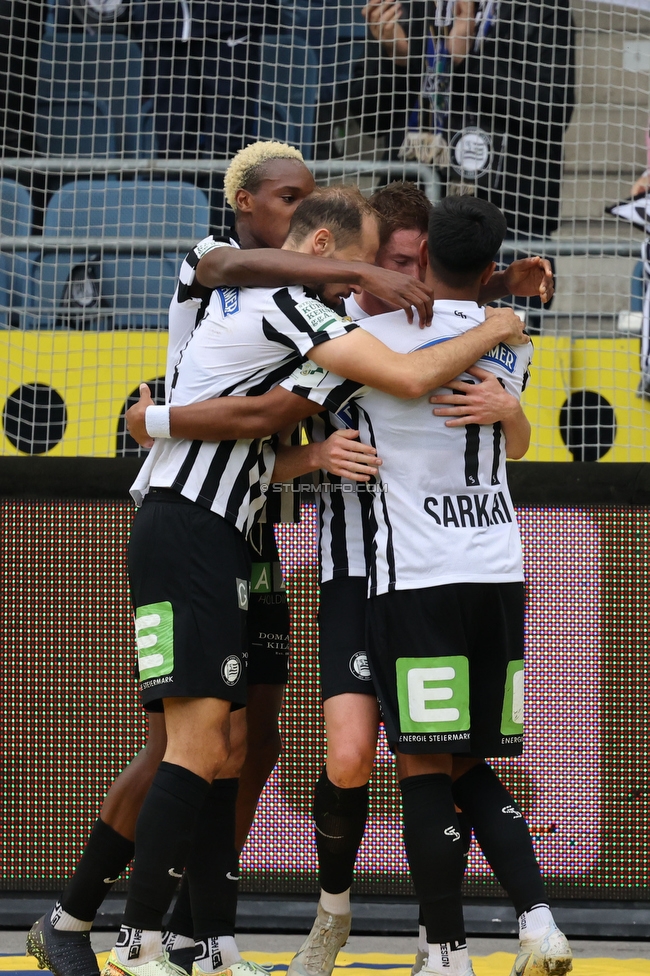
[0,0,649,459]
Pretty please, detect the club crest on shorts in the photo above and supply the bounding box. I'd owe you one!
[349,651,372,681]
[221,655,242,686]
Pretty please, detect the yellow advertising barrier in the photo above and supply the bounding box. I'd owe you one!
[1,333,649,461]
[0,332,167,457]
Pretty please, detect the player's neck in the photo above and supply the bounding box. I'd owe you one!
[356,291,396,316]
[431,278,481,304]
[233,218,270,250]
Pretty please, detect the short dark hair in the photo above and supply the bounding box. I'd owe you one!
[370,181,432,248]
[427,195,507,287]
[285,185,378,250]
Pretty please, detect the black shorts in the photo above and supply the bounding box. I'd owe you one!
[246,520,290,686]
[129,489,250,712]
[366,582,525,757]
[319,577,376,701]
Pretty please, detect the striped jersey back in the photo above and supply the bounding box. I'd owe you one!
[131,272,357,536]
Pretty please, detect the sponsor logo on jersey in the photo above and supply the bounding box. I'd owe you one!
[221,655,242,686]
[480,342,517,373]
[193,237,229,259]
[298,361,326,378]
[296,298,342,332]
[216,286,240,316]
[423,492,514,527]
[349,651,372,681]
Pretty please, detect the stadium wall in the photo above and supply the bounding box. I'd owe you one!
[1,461,648,909]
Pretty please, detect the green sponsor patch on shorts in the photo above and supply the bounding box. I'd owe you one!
[396,655,470,733]
[501,659,524,735]
[135,601,174,682]
[251,562,271,594]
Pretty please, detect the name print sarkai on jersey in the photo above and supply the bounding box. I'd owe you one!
[423,491,514,528]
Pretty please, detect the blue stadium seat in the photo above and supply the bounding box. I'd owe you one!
[259,33,318,158]
[36,26,154,159]
[26,180,210,329]
[0,181,33,329]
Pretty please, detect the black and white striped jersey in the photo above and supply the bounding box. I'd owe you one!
[282,300,532,596]
[164,233,237,394]
[131,279,358,535]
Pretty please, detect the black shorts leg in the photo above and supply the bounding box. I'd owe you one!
[366,582,524,757]
[129,495,250,711]
[319,576,375,701]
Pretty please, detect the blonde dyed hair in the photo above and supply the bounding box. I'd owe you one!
[223,141,306,210]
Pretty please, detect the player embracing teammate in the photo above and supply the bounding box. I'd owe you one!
[27,141,570,976]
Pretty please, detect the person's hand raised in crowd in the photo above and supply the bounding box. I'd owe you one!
[126,383,155,449]
[631,171,650,197]
[503,256,554,304]
[362,0,408,64]
[447,0,477,63]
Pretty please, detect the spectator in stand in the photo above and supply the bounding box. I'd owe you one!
[129,2,279,161]
[396,0,575,241]
[0,0,48,157]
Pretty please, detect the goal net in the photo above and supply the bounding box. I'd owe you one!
[0,0,649,460]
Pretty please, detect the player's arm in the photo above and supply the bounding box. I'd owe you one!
[306,306,528,399]
[429,365,531,459]
[126,382,329,449]
[271,429,381,483]
[479,257,554,305]
[194,246,434,326]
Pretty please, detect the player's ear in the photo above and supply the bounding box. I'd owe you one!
[312,227,333,255]
[235,188,254,214]
[418,238,428,269]
[480,260,497,285]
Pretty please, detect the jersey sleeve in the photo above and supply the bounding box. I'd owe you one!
[265,288,359,357]
[279,359,367,413]
[176,236,233,305]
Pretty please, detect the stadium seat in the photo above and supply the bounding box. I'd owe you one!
[25,180,210,329]
[259,33,318,159]
[0,180,33,329]
[36,26,154,159]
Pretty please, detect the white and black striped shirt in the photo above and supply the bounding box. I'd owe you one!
[282,301,532,595]
[131,268,358,535]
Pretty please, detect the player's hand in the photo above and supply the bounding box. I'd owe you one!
[316,429,382,482]
[125,383,154,449]
[483,305,529,345]
[430,366,521,426]
[631,172,650,197]
[356,264,434,328]
[502,256,554,304]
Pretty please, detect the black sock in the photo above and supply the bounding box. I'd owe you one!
[400,774,466,943]
[123,762,210,932]
[313,767,368,895]
[452,763,546,916]
[60,818,135,922]
[167,875,194,940]
[186,779,239,941]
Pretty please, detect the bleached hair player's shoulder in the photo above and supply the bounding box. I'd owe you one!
[223,142,305,211]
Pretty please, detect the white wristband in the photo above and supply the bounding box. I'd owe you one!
[145,405,171,439]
